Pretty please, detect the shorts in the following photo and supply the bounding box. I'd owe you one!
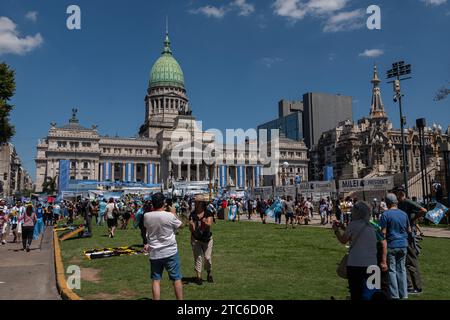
[107,218,117,228]
[259,211,266,218]
[150,252,182,281]
[286,212,294,219]
[123,212,131,220]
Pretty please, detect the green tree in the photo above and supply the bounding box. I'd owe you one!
[42,176,58,194]
[0,62,16,143]
[434,83,449,101]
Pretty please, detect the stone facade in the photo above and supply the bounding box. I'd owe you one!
[1,143,33,197]
[312,66,449,186]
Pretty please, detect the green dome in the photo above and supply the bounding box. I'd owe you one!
[149,33,185,89]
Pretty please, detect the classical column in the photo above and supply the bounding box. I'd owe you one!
[187,163,191,182]
[99,162,102,181]
[144,163,148,183]
[168,160,172,181]
[92,161,97,180]
[178,163,181,180]
[196,163,200,181]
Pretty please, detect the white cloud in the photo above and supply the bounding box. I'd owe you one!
[323,9,365,32]
[232,0,255,16]
[421,0,447,6]
[273,0,364,32]
[190,0,255,18]
[0,17,43,55]
[358,49,384,58]
[25,11,38,22]
[260,57,283,68]
[190,5,229,19]
[305,0,349,14]
[273,0,350,20]
[273,0,308,20]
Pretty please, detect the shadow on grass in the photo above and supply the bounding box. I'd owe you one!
[182,277,203,285]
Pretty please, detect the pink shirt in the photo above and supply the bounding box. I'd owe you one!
[21,213,37,227]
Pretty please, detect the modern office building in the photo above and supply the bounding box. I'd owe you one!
[302,92,353,149]
[258,100,304,141]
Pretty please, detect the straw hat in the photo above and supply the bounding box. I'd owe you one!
[194,193,210,202]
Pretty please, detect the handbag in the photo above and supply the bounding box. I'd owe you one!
[336,221,370,279]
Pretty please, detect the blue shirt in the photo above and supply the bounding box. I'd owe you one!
[379,209,410,249]
[36,207,44,219]
[99,202,107,214]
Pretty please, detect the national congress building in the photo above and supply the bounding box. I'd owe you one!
[35,30,309,192]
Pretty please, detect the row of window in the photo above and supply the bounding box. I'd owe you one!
[280,152,306,159]
[71,161,90,169]
[57,141,92,148]
[102,148,153,155]
[151,87,184,94]
[281,167,306,174]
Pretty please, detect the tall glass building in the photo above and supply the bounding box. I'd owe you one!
[257,111,303,141]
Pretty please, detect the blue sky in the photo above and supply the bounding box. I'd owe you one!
[0,0,449,179]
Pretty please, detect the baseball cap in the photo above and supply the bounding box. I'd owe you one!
[385,193,399,206]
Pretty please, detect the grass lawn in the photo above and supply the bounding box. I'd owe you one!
[59,219,450,300]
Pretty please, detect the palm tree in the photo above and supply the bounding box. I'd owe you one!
[42,176,58,194]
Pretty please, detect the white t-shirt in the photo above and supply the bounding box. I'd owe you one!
[344,219,377,267]
[105,203,116,219]
[144,210,182,260]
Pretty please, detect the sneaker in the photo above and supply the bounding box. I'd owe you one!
[408,289,423,294]
[26,246,30,252]
[1,240,6,245]
[207,274,214,283]
[195,278,203,285]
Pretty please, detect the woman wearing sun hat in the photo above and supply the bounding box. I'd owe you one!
[189,193,214,285]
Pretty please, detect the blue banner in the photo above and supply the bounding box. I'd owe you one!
[147,163,156,184]
[237,166,245,189]
[103,162,112,181]
[324,166,334,181]
[254,166,261,187]
[220,165,227,188]
[58,160,70,192]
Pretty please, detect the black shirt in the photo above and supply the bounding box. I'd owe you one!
[398,199,424,223]
[189,210,213,242]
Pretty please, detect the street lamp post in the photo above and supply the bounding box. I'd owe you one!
[387,61,412,197]
[440,140,450,208]
[416,118,427,205]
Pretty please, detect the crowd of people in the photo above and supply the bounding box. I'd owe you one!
[0,185,433,300]
[0,198,48,251]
